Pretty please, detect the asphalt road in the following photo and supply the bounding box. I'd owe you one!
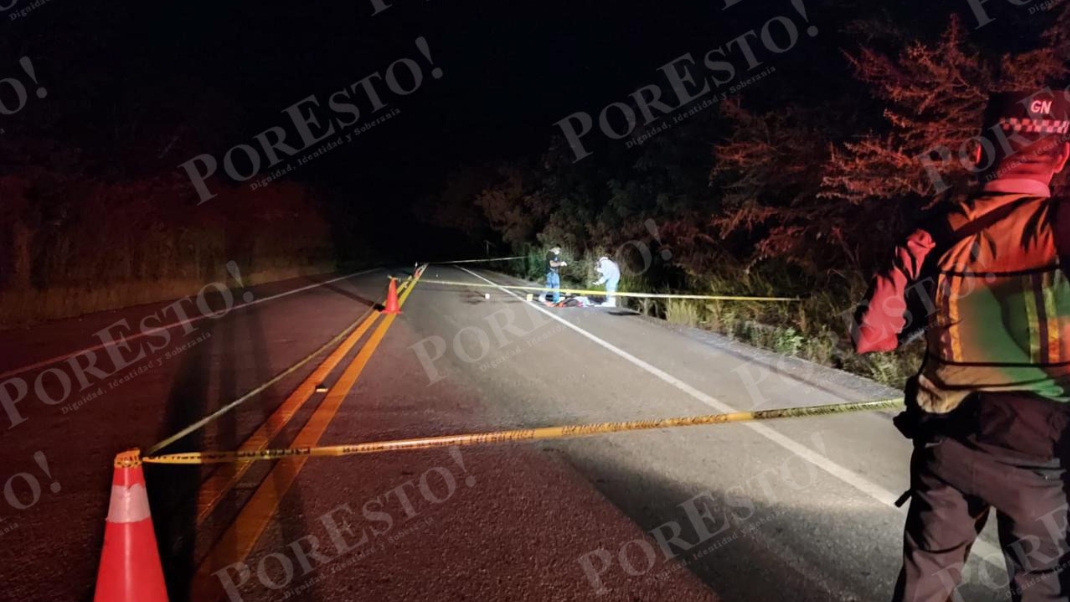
[0,265,1017,602]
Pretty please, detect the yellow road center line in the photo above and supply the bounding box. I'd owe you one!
[150,278,414,455]
[194,309,380,524]
[191,272,421,600]
[194,279,414,523]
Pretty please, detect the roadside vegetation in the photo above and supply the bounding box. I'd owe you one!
[423,7,1069,388]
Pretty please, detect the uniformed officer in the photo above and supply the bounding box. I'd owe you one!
[854,89,1070,602]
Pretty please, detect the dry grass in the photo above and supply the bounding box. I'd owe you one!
[697,267,919,387]
[665,298,701,327]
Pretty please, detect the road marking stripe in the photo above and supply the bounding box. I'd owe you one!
[459,267,1006,567]
[194,308,382,524]
[148,279,402,455]
[191,271,421,599]
[191,277,416,513]
[150,279,413,455]
[0,268,381,381]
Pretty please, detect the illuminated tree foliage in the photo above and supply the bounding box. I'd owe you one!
[713,11,1069,273]
[823,15,1068,203]
[423,6,1070,282]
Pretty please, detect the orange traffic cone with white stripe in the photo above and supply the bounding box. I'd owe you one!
[382,277,402,315]
[93,449,169,602]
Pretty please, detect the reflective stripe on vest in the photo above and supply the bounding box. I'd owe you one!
[923,193,1070,403]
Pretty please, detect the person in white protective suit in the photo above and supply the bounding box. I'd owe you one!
[592,256,620,307]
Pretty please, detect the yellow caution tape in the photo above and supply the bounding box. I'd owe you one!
[144,398,903,465]
[422,279,799,302]
[436,256,528,264]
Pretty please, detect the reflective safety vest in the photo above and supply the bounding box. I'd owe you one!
[919,192,1070,413]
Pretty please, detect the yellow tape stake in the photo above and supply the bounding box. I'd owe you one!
[147,399,903,465]
[189,268,424,601]
[422,279,799,302]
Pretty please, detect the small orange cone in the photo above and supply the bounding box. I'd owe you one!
[93,449,169,602]
[382,277,402,315]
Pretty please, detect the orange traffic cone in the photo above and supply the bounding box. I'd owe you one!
[382,277,402,315]
[94,449,169,602]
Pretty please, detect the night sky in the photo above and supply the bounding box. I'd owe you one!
[0,0,1055,258]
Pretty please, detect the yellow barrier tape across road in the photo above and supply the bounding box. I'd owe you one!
[422,278,799,302]
[146,398,903,464]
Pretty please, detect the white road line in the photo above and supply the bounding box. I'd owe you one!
[0,268,381,381]
[458,267,1006,568]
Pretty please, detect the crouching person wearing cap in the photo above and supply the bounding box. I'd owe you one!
[853,90,1070,602]
[592,256,620,307]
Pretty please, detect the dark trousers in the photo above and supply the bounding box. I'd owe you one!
[892,436,1070,602]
